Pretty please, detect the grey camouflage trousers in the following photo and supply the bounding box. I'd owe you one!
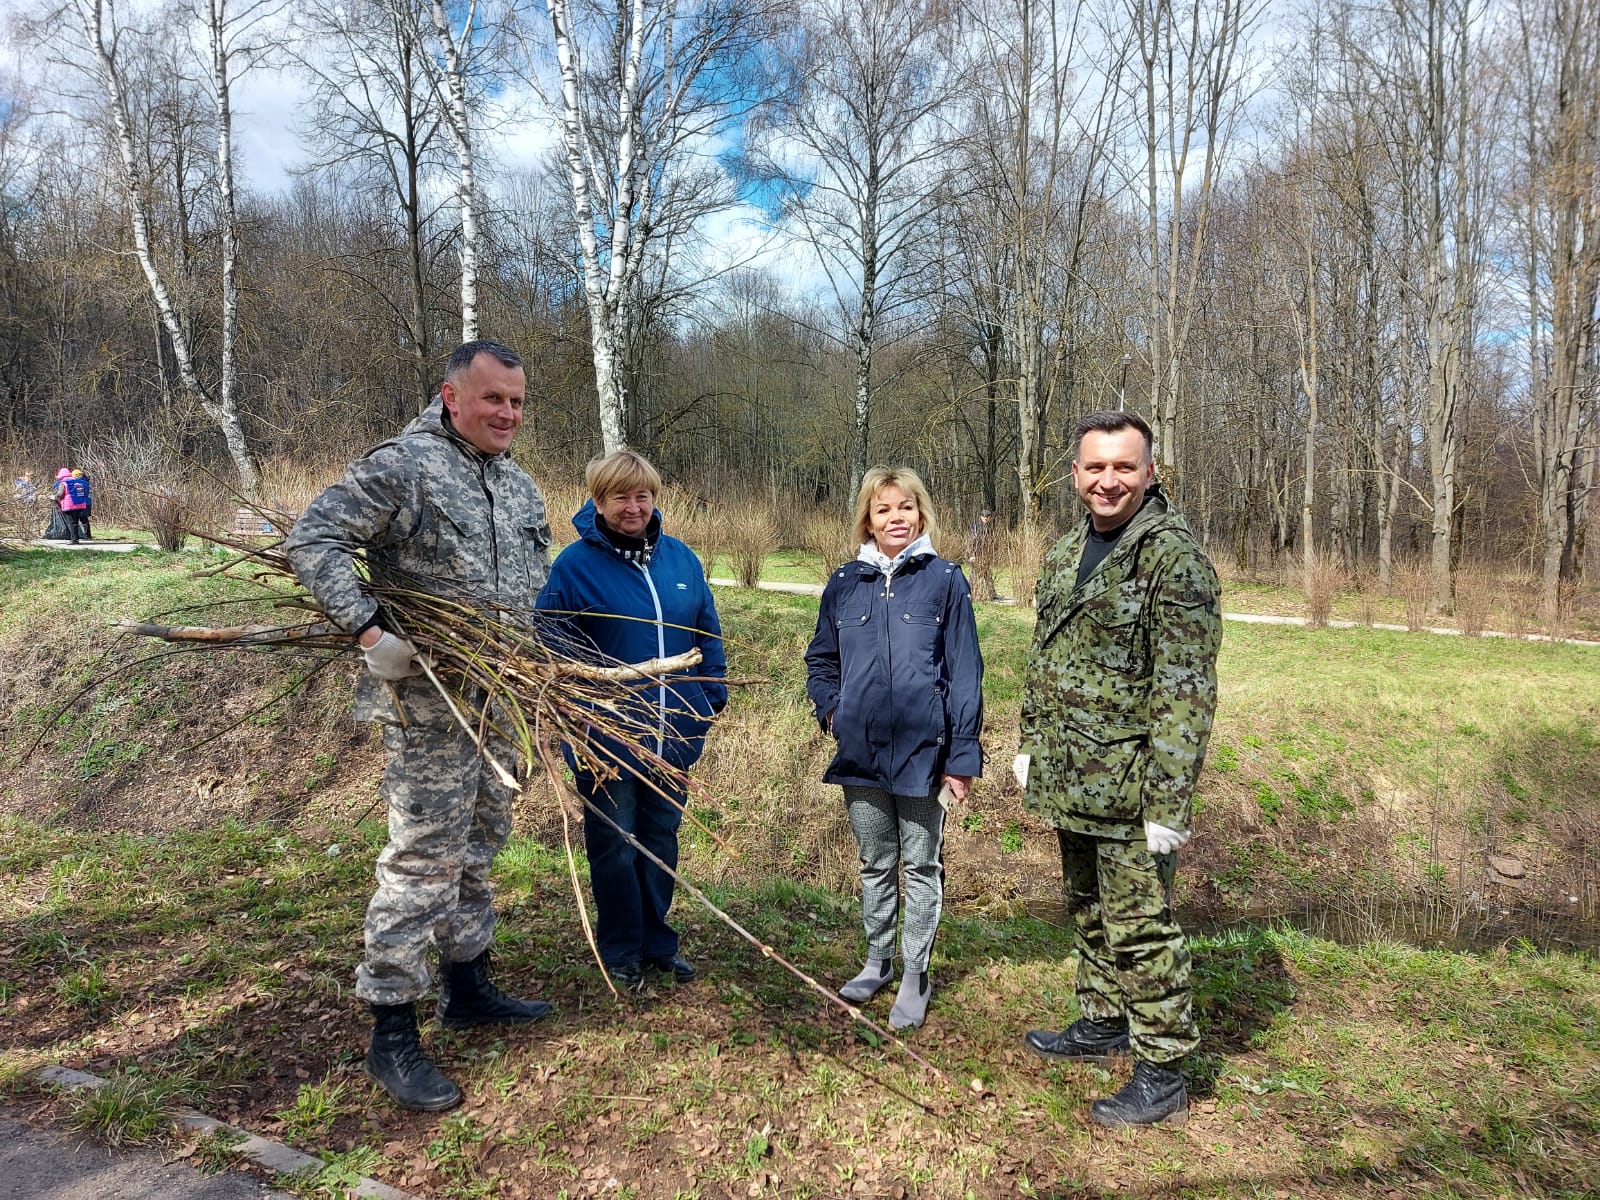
[355,718,515,1006]
[1058,829,1199,1063]
[843,786,946,974]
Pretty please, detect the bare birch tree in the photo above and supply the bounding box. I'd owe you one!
[1378,0,1492,610]
[533,0,768,454]
[964,0,1125,524]
[744,0,961,495]
[199,0,282,491]
[295,0,449,414]
[1120,0,1264,494]
[419,0,505,343]
[49,0,262,491]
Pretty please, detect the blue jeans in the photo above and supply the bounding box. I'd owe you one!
[580,772,685,968]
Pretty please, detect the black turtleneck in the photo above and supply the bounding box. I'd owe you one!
[597,511,661,564]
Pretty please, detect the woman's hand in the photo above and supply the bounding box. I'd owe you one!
[941,774,972,804]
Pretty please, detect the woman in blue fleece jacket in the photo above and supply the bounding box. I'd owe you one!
[536,451,727,989]
[804,467,984,1030]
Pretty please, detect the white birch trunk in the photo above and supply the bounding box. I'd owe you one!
[428,0,480,343]
[82,0,260,494]
[206,0,255,495]
[546,0,663,452]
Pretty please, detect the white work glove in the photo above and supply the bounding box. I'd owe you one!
[362,630,420,680]
[1011,753,1030,789]
[1145,820,1191,855]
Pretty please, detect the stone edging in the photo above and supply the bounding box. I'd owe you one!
[34,1066,416,1200]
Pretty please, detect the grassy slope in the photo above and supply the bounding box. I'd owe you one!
[0,818,1595,1199]
[2,548,1599,1198]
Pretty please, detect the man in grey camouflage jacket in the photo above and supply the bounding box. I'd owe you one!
[287,340,555,1112]
[1015,409,1222,1127]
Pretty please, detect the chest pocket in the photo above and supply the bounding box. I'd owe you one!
[1081,584,1147,674]
[418,501,486,583]
[836,603,871,632]
[900,604,943,627]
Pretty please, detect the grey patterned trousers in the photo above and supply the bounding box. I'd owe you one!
[354,718,515,1005]
[842,786,946,974]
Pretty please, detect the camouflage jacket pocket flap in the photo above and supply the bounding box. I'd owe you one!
[1060,707,1150,745]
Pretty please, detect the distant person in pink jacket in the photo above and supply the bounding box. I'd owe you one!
[54,468,90,544]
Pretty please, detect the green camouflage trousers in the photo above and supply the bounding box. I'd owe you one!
[354,718,515,1006]
[1058,830,1198,1063]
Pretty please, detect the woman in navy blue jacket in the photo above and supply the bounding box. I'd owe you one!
[804,467,983,1030]
[536,451,727,989]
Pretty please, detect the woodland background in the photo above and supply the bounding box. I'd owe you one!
[0,0,1596,624]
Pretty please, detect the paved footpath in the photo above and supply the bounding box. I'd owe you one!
[8,1070,413,1200]
[708,577,1599,646]
[0,1113,290,1200]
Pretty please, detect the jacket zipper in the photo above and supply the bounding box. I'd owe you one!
[637,560,667,755]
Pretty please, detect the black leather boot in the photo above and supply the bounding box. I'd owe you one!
[365,1002,461,1112]
[437,950,552,1028]
[1090,1059,1189,1127]
[1024,1016,1131,1063]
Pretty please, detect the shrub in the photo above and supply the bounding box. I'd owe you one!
[1397,563,1431,632]
[724,502,778,588]
[1454,567,1495,637]
[1003,521,1050,609]
[1353,569,1380,627]
[538,480,591,551]
[798,511,852,581]
[1304,554,1344,628]
[655,483,714,577]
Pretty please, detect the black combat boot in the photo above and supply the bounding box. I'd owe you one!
[1090,1059,1189,1127]
[365,1002,461,1112]
[437,950,553,1028]
[1024,1016,1131,1063]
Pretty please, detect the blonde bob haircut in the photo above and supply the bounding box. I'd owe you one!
[852,466,940,547]
[586,449,662,505]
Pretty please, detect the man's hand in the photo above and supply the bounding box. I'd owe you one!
[360,628,419,680]
[1144,821,1191,855]
[1011,753,1030,789]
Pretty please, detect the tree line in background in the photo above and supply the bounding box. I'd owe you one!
[0,0,1595,619]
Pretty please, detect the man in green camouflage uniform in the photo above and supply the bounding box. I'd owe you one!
[287,341,555,1112]
[1015,409,1221,1127]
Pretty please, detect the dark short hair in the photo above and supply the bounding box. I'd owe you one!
[1071,410,1153,463]
[444,340,523,381]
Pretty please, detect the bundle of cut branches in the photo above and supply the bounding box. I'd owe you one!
[114,513,954,1086]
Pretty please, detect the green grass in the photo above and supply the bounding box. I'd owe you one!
[4,539,1600,1195]
[59,1069,195,1147]
[7,550,1599,922]
[3,815,1595,1196]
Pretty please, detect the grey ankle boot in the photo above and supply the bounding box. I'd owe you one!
[839,958,894,1003]
[889,971,931,1030]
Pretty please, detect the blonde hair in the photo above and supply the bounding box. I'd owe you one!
[851,466,940,547]
[586,450,662,504]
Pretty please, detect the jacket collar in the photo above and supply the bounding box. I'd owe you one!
[572,498,664,556]
[401,395,501,464]
[1065,486,1182,603]
[856,532,935,577]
